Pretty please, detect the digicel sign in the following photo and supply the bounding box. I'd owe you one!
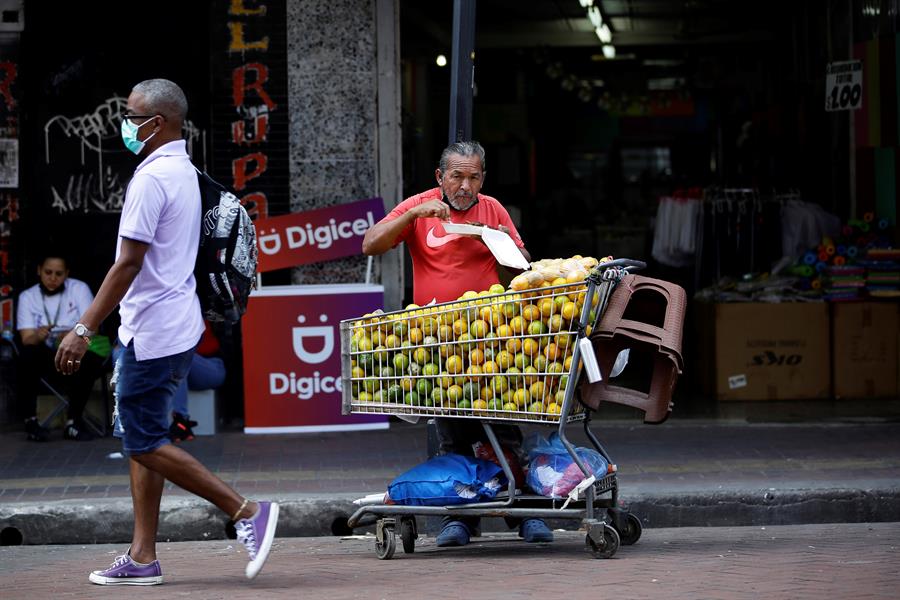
[254,197,386,272]
[242,284,388,433]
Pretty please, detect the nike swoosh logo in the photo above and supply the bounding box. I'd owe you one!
[426,226,464,248]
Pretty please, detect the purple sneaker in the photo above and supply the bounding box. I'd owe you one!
[236,501,279,579]
[88,553,163,586]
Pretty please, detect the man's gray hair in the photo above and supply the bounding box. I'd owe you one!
[439,141,486,172]
[132,79,188,121]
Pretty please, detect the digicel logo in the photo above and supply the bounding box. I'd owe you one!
[258,212,376,255]
[269,370,341,400]
[268,313,342,399]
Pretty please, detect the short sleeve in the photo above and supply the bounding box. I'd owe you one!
[382,196,419,247]
[71,280,95,314]
[16,289,37,330]
[119,174,166,243]
[495,204,525,249]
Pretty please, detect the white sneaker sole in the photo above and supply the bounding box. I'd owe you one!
[88,572,163,585]
[245,502,279,579]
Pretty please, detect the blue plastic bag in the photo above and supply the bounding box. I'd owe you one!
[388,453,504,506]
[525,432,609,499]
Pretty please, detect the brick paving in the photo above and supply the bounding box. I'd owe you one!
[1,522,897,599]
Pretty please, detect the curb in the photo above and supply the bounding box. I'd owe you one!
[2,488,899,545]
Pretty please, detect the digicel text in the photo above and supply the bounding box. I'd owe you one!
[258,212,376,255]
[269,371,341,399]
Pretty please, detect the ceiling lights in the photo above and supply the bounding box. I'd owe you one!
[577,0,614,58]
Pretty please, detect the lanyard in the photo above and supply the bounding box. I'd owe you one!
[41,292,63,329]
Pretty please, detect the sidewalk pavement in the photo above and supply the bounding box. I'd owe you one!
[2,523,898,599]
[1,418,899,545]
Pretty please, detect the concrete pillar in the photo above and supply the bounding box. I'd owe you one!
[286,0,403,310]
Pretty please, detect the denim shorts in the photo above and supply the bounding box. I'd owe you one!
[112,341,195,456]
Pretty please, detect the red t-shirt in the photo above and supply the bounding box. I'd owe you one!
[383,188,525,305]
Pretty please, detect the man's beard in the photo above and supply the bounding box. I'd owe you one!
[442,192,478,211]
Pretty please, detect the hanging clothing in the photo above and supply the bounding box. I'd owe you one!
[651,195,701,268]
[780,199,841,261]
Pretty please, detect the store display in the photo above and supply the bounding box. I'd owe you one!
[792,212,897,301]
[696,206,897,303]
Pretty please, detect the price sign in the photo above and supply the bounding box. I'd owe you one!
[825,60,862,111]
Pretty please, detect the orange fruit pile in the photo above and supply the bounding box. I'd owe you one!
[348,255,611,420]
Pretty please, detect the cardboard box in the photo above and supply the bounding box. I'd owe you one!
[832,302,899,399]
[696,302,831,401]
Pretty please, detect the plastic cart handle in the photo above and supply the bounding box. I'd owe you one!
[598,258,647,271]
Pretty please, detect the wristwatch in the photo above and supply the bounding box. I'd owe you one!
[73,323,95,343]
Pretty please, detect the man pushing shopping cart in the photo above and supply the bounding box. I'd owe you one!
[361,140,554,547]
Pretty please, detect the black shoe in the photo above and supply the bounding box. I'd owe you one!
[63,421,95,441]
[169,412,198,442]
[25,417,49,442]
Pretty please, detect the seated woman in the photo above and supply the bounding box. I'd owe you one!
[16,253,105,441]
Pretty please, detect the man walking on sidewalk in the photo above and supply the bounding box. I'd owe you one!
[55,78,278,585]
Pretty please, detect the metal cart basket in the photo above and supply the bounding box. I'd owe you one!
[340,258,647,559]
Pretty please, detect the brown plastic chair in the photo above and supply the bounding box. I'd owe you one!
[579,274,687,424]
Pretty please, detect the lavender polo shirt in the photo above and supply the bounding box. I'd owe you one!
[117,140,204,361]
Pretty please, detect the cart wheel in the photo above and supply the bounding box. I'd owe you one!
[586,524,620,559]
[375,527,396,560]
[619,513,643,546]
[400,517,417,554]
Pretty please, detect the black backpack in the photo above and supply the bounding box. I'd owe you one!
[194,168,258,323]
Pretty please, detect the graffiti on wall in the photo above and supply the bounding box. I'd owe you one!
[0,56,17,333]
[230,2,274,219]
[213,0,288,220]
[0,61,17,191]
[0,193,16,274]
[0,202,12,327]
[43,96,205,214]
[0,138,16,188]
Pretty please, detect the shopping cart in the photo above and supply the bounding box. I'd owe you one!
[340,258,648,559]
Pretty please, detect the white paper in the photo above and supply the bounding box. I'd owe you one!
[561,475,596,510]
[578,337,602,383]
[395,413,421,424]
[480,227,530,270]
[353,492,389,506]
[442,223,484,236]
[610,349,630,378]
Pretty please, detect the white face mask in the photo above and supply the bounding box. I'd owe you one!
[120,116,157,155]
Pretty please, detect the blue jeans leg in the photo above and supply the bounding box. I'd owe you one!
[113,343,195,456]
[172,355,226,419]
[187,355,226,390]
[172,379,189,417]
